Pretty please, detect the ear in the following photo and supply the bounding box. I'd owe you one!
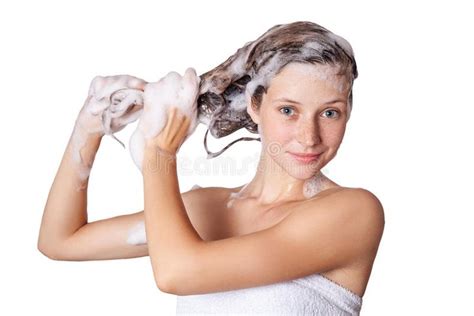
[246,101,261,125]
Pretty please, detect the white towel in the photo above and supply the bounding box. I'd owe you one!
[175,273,362,315]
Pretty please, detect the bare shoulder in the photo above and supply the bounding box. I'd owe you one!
[342,187,385,228]
[182,185,232,204]
[180,185,233,241]
[164,186,384,295]
[287,186,385,258]
[340,187,384,245]
[314,186,384,220]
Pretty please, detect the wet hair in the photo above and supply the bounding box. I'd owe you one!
[197,21,358,158]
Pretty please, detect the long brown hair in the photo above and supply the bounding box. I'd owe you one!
[197,21,358,158]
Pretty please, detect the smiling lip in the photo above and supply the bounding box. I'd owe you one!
[288,152,321,163]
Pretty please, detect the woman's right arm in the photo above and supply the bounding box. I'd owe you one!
[37,74,154,261]
[37,125,150,261]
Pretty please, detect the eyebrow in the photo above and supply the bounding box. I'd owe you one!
[273,97,347,106]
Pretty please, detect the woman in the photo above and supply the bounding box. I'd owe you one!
[38,21,384,315]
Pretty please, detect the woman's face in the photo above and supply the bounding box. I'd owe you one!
[247,62,352,179]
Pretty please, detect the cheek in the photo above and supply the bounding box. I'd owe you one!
[260,110,290,141]
[321,123,346,147]
[262,119,293,145]
[275,125,293,142]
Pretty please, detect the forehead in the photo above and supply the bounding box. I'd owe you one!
[269,62,351,96]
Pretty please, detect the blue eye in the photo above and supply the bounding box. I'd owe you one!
[279,106,295,116]
[322,109,339,119]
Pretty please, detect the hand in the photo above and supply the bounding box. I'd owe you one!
[70,74,147,180]
[129,67,200,172]
[74,74,148,138]
[150,106,192,155]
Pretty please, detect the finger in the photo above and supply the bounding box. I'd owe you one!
[181,68,200,106]
[127,76,148,90]
[109,90,144,117]
[174,116,191,144]
[163,71,182,86]
[171,109,188,135]
[112,106,143,127]
[166,110,186,141]
[176,117,192,148]
[180,116,191,136]
[174,107,186,119]
[88,97,110,115]
[183,67,198,86]
[164,107,178,132]
[88,75,105,96]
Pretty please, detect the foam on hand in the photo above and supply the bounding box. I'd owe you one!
[129,67,201,172]
[70,75,147,184]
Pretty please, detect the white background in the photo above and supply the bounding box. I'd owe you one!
[1,0,473,315]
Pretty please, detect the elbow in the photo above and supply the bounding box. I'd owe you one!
[156,271,177,294]
[156,263,198,295]
[38,245,62,261]
[155,261,189,294]
[37,239,64,261]
[153,246,200,294]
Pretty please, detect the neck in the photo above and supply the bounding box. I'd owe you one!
[234,151,332,206]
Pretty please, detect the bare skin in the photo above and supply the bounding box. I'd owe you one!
[38,138,379,298]
[187,185,378,298]
[38,63,384,299]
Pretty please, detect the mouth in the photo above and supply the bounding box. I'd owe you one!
[288,152,321,163]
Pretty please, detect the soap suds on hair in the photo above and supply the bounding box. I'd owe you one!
[196,21,357,158]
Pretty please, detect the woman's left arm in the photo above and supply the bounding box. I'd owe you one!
[141,106,204,289]
[142,74,384,297]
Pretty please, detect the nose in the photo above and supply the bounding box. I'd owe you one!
[296,119,321,147]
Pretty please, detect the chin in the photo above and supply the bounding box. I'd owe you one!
[277,154,325,180]
[286,166,322,180]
